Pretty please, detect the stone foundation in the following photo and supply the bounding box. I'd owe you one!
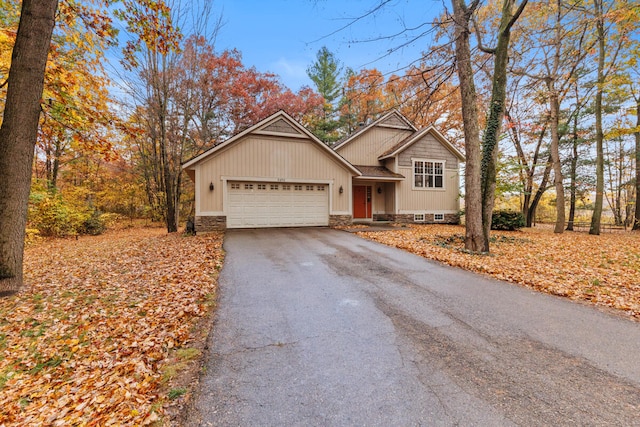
[195,215,226,232]
[329,215,353,227]
[387,213,461,225]
[392,214,414,223]
[373,213,394,221]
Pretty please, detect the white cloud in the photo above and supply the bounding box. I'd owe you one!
[271,58,313,91]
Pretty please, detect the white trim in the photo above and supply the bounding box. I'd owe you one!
[221,178,350,215]
[377,125,465,162]
[353,176,404,182]
[195,167,201,215]
[399,210,458,214]
[333,110,417,150]
[182,110,361,176]
[411,159,446,191]
[253,130,308,139]
[222,176,334,185]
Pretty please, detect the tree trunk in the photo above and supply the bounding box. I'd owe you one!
[548,87,565,233]
[528,153,553,227]
[633,98,640,230]
[480,0,524,252]
[566,113,579,231]
[0,0,59,295]
[451,0,484,252]
[590,0,605,235]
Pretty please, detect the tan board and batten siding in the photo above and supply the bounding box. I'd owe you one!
[335,117,414,165]
[396,131,460,212]
[194,123,353,222]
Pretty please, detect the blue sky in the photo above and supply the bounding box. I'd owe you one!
[212,0,445,91]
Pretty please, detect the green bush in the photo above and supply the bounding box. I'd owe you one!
[491,210,525,231]
[81,210,106,235]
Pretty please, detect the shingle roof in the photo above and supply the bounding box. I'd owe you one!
[353,165,405,179]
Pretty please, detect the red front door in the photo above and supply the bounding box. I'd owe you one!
[353,185,372,219]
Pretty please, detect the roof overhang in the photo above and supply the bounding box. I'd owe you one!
[182,110,362,176]
[378,126,465,162]
[332,110,417,151]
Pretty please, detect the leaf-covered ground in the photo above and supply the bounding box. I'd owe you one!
[356,225,640,320]
[0,227,224,425]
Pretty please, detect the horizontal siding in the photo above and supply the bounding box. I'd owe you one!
[196,135,352,214]
[396,168,460,211]
[398,133,459,168]
[337,127,413,165]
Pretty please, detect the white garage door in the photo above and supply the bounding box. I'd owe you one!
[227,182,329,228]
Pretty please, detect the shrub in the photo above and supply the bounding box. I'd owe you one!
[491,210,525,231]
[81,210,106,235]
[28,190,88,237]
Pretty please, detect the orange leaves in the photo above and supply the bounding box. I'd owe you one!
[357,225,640,319]
[0,227,224,425]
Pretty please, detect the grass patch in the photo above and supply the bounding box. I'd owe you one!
[176,347,201,361]
[168,387,187,400]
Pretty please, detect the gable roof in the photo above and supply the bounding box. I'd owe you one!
[377,125,465,162]
[332,110,417,151]
[182,110,361,175]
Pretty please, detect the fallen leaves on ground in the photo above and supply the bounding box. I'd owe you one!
[356,225,640,319]
[0,226,224,425]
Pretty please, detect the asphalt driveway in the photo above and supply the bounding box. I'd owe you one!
[186,228,640,426]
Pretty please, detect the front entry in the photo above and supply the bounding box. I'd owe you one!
[353,185,372,219]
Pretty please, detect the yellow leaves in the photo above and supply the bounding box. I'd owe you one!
[357,224,640,319]
[0,226,224,425]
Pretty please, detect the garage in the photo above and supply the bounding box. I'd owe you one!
[226,181,329,228]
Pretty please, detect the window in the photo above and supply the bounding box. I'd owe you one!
[282,185,291,190]
[414,213,425,222]
[257,184,266,190]
[244,184,253,190]
[270,184,279,190]
[230,183,240,190]
[294,185,303,191]
[306,185,314,191]
[317,186,325,191]
[413,160,444,188]
[434,213,444,221]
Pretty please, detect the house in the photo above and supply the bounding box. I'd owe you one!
[182,110,464,231]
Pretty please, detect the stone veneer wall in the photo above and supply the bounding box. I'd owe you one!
[195,215,226,232]
[329,215,352,227]
[392,213,460,225]
[372,213,394,221]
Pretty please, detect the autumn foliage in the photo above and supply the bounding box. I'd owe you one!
[357,225,640,319]
[0,227,224,425]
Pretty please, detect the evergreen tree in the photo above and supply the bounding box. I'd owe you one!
[306,46,342,143]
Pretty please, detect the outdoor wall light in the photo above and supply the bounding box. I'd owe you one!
[377,186,382,194]
[339,185,343,194]
[209,182,214,191]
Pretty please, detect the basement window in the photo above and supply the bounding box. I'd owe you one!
[414,213,425,222]
[434,213,445,221]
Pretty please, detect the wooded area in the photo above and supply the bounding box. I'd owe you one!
[0,0,639,291]
[1,0,640,423]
